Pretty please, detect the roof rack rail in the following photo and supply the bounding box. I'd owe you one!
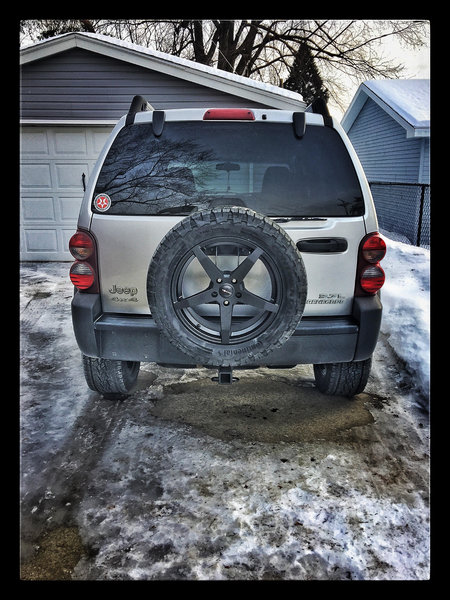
[306,97,333,127]
[126,95,154,126]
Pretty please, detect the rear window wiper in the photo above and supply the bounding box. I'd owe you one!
[155,205,196,215]
[272,216,327,223]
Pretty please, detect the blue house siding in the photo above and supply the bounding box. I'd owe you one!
[347,97,430,246]
[342,80,430,247]
[347,97,424,184]
[418,137,430,184]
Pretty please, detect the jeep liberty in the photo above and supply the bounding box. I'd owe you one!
[70,96,386,398]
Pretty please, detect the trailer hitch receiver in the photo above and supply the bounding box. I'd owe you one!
[211,366,239,384]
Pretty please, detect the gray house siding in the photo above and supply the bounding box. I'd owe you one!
[20,47,271,121]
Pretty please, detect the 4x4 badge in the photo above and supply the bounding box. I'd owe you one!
[94,193,111,212]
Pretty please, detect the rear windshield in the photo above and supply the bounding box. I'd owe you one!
[92,121,364,217]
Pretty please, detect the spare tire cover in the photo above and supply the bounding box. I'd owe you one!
[147,207,307,367]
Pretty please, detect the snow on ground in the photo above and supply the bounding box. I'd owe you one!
[379,230,430,401]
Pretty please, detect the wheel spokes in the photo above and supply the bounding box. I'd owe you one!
[192,245,223,281]
[219,302,233,344]
[173,288,213,310]
[230,247,264,281]
[176,242,279,344]
[238,289,279,313]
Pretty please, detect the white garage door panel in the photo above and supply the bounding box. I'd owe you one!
[22,197,55,221]
[23,229,58,252]
[21,130,49,154]
[60,197,82,221]
[54,130,87,154]
[21,164,52,188]
[20,126,113,261]
[55,162,90,188]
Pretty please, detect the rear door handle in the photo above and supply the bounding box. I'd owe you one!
[296,238,348,253]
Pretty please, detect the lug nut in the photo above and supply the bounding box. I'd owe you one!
[223,300,230,306]
[231,278,237,284]
[216,278,222,283]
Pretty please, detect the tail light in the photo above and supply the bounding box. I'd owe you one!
[69,261,95,290]
[69,231,94,260]
[361,232,386,263]
[360,264,385,294]
[355,232,386,296]
[69,229,98,292]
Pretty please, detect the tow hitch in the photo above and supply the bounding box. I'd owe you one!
[212,366,239,384]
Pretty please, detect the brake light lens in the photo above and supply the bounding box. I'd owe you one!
[69,229,98,292]
[360,264,385,294]
[355,232,386,296]
[203,108,255,121]
[69,231,94,260]
[70,261,95,290]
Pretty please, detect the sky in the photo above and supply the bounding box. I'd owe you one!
[330,32,431,120]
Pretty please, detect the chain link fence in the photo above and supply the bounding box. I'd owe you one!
[369,181,430,249]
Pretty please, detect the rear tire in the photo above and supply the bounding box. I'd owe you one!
[313,358,371,397]
[82,354,140,399]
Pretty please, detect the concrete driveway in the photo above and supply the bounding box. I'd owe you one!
[20,262,430,580]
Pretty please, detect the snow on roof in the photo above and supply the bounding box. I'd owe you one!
[341,79,429,137]
[21,32,305,109]
[364,79,429,129]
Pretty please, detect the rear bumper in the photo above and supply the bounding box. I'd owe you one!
[72,292,381,366]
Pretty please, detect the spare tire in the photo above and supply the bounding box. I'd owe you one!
[147,207,307,367]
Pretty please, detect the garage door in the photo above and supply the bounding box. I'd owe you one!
[20,126,113,261]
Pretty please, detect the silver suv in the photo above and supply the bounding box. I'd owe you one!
[70,96,386,398]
